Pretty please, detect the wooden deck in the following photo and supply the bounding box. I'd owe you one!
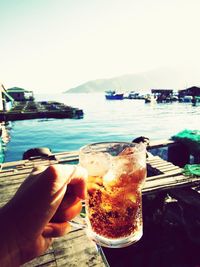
[0,140,200,266]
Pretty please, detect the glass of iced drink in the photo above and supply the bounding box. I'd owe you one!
[79,142,146,248]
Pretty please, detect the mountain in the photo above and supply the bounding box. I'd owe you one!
[64,68,200,93]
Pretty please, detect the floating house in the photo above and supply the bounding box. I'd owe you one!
[151,89,174,102]
[178,86,200,97]
[6,87,34,101]
[0,84,14,111]
[151,89,173,96]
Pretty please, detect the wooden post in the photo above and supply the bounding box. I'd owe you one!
[168,142,190,167]
[0,84,4,111]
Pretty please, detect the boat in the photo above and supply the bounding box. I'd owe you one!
[192,96,200,106]
[105,90,124,100]
[128,91,140,99]
[144,94,157,103]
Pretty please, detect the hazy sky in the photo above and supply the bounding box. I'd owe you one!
[0,0,200,93]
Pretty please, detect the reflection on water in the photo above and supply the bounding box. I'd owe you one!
[2,93,200,162]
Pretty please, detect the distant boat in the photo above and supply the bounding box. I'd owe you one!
[144,94,157,104]
[105,90,124,100]
[128,91,139,99]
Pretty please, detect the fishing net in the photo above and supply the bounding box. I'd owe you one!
[172,129,200,176]
[183,164,200,177]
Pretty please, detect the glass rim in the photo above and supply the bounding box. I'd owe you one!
[79,141,146,155]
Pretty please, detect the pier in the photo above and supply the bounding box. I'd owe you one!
[0,139,200,266]
[0,101,83,121]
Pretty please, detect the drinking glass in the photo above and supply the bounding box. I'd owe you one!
[78,142,147,248]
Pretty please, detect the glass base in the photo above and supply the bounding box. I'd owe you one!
[86,228,143,248]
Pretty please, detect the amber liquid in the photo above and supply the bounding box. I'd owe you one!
[86,168,146,240]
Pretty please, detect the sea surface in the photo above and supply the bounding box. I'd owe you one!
[3,93,200,162]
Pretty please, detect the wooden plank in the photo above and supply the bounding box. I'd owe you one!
[0,168,17,174]
[147,156,165,162]
[21,161,53,168]
[143,174,200,194]
[0,183,22,194]
[22,252,55,267]
[0,181,22,190]
[0,153,76,172]
[0,176,27,187]
[0,170,31,179]
[23,158,57,165]
[150,161,172,167]
[2,159,28,168]
[146,169,183,181]
[147,154,183,174]
[53,235,105,267]
[158,165,181,172]
[0,161,57,178]
[35,261,57,267]
[57,157,79,163]
[148,139,174,149]
[50,229,105,267]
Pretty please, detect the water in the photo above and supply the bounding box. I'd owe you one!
[3,93,200,162]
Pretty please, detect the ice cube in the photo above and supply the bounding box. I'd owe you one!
[103,170,117,187]
[102,158,131,188]
[112,157,134,175]
[80,152,111,176]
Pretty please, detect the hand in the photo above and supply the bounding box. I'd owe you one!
[0,164,87,267]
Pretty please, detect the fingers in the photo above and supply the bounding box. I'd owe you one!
[42,222,71,238]
[68,166,88,199]
[43,164,87,200]
[51,198,82,222]
[50,166,87,223]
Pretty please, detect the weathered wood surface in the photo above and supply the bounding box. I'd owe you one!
[22,231,105,267]
[0,142,199,206]
[144,153,200,194]
[1,140,200,267]
[1,142,200,202]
